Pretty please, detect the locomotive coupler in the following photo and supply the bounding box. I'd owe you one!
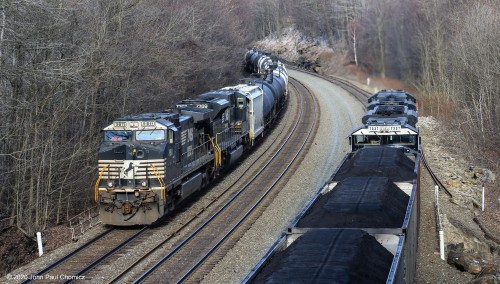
[122,201,133,215]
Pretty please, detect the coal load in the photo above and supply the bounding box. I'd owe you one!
[253,229,393,284]
[297,176,409,228]
[334,147,416,182]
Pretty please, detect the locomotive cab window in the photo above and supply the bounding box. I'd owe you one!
[237,97,245,109]
[168,129,174,144]
[355,135,367,144]
[387,135,416,145]
[105,131,132,141]
[354,135,376,144]
[136,130,165,141]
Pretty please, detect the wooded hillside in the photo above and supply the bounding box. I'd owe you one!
[0,0,498,237]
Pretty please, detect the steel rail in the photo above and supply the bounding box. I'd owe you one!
[288,66,372,102]
[421,150,453,197]
[20,227,114,284]
[61,226,149,283]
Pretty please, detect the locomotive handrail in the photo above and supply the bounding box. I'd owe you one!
[208,135,221,168]
[94,165,108,202]
[216,132,223,166]
[150,164,166,201]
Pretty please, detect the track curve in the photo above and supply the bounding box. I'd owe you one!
[126,78,318,283]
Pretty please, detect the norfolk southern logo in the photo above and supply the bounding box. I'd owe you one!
[120,162,134,179]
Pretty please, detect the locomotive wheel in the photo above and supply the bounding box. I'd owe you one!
[167,201,175,213]
[201,171,209,190]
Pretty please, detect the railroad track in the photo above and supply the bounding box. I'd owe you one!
[21,226,148,284]
[108,78,318,283]
[287,66,372,105]
[421,150,453,197]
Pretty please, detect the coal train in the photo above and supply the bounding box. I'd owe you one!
[245,90,420,283]
[95,49,288,226]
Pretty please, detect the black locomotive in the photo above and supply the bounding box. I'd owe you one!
[351,89,420,152]
[95,49,288,226]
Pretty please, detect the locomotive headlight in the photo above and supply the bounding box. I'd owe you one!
[107,181,114,188]
[141,181,147,187]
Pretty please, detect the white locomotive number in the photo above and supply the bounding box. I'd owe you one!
[369,125,401,132]
[196,104,208,108]
[141,121,155,127]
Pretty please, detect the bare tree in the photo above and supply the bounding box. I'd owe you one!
[446,0,500,151]
[0,0,252,238]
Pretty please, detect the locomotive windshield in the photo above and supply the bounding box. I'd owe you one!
[104,130,165,141]
[105,131,132,141]
[136,130,165,141]
[353,134,417,148]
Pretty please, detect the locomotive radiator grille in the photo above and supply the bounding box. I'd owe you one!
[98,159,166,179]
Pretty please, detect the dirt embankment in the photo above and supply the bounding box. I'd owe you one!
[0,225,72,277]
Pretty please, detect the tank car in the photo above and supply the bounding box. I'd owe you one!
[244,48,288,123]
[95,50,287,225]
